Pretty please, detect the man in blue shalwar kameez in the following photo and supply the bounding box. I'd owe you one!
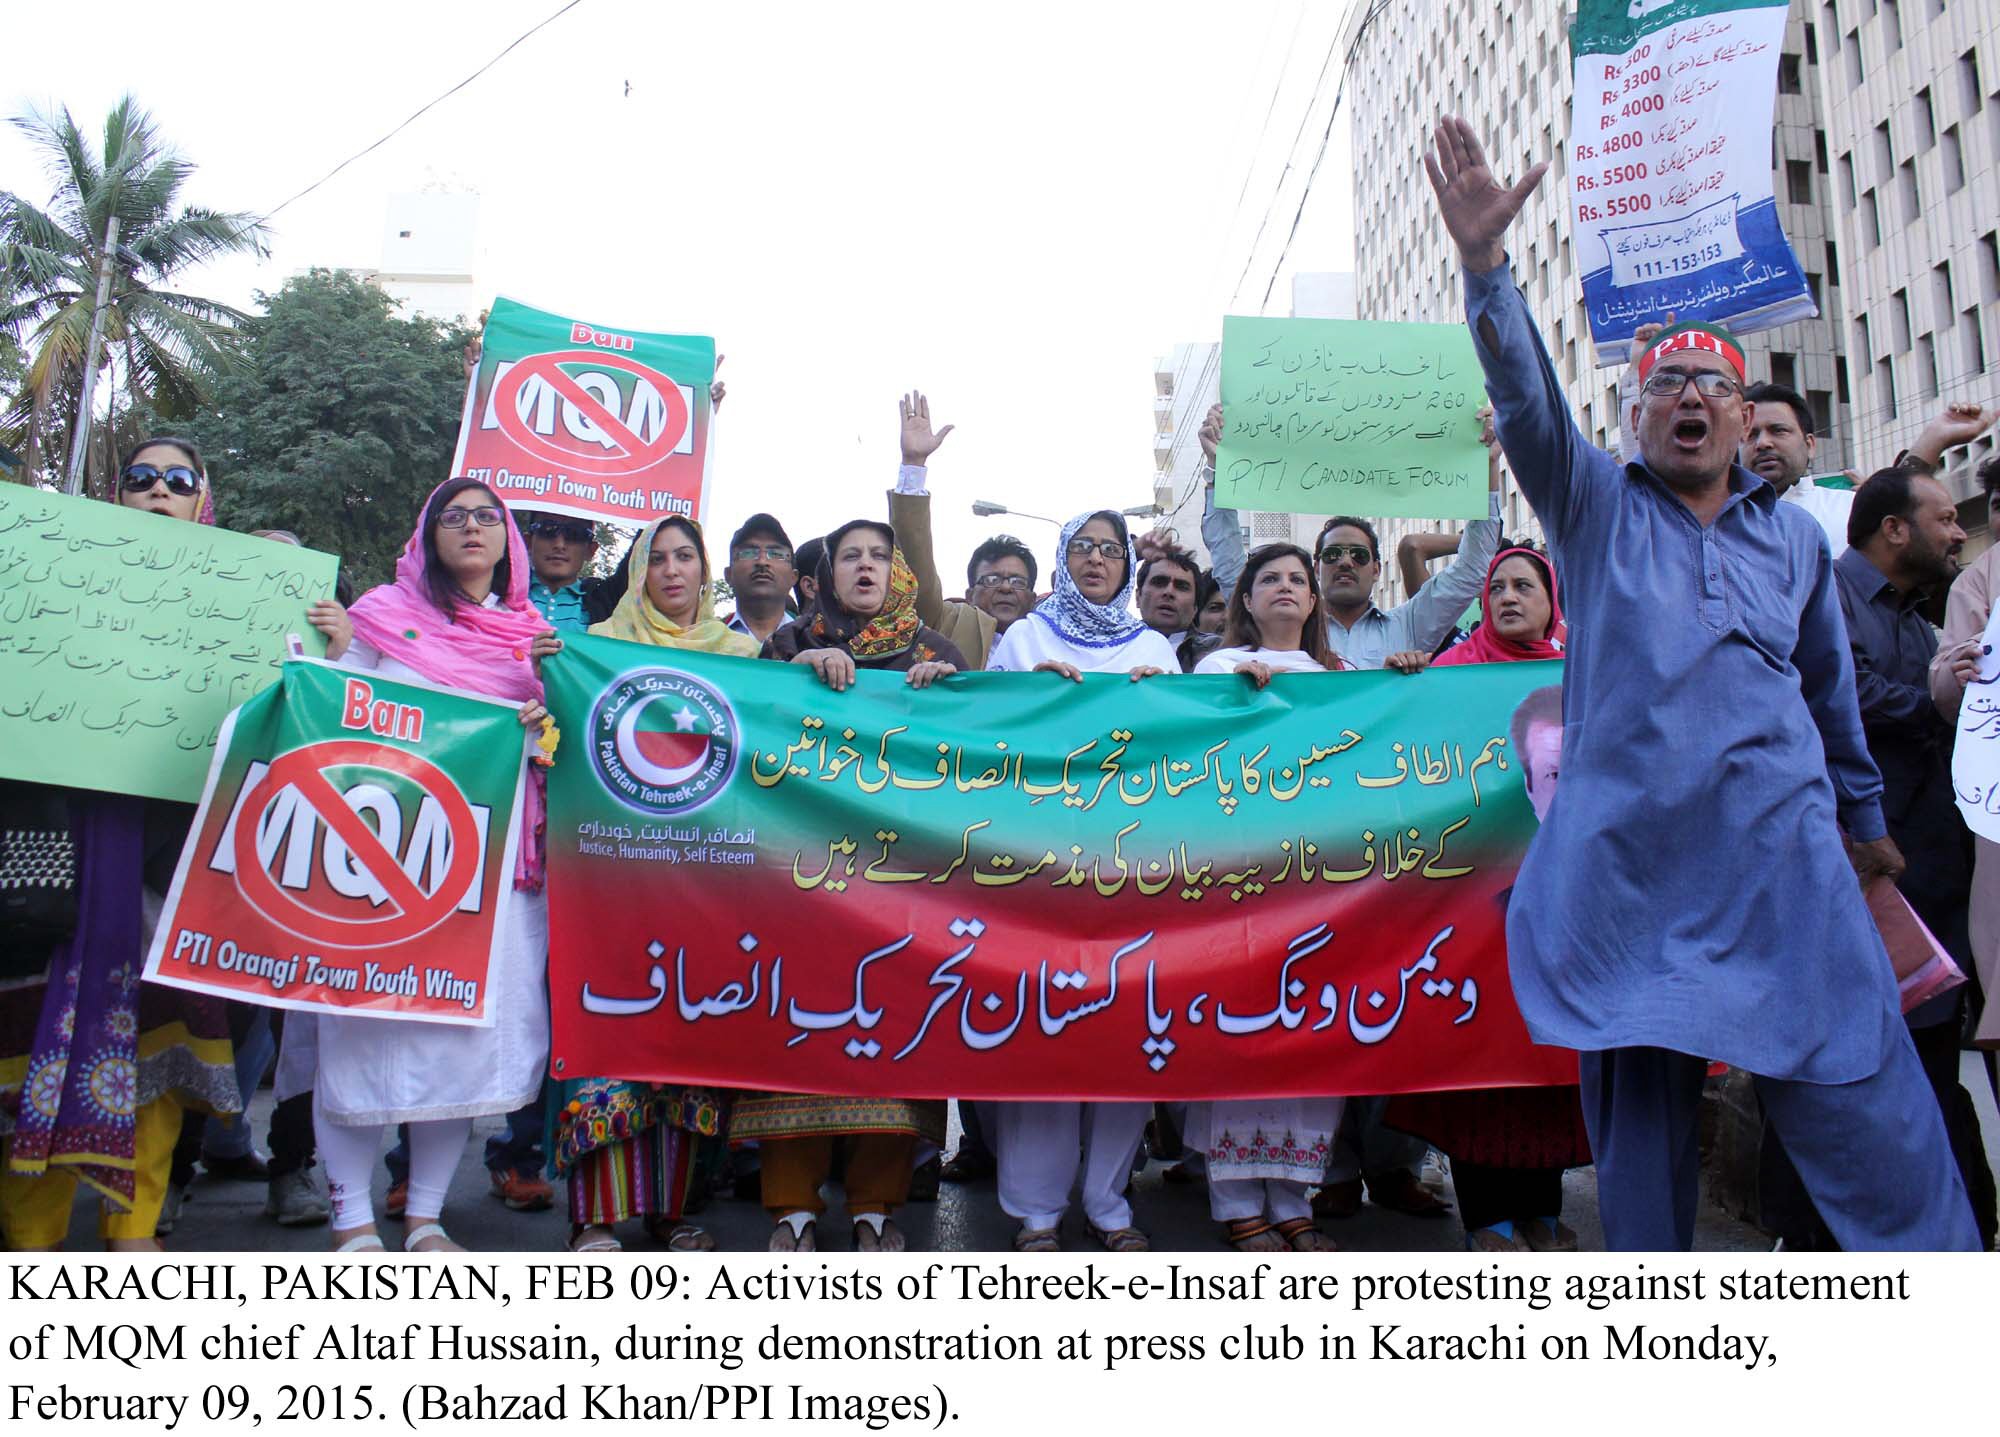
[1423,116,1978,1251]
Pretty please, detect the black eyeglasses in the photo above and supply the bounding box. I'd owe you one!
[1066,538,1127,561]
[437,505,505,529]
[1641,368,1742,400]
[120,463,201,497]
[973,573,1031,591]
[530,518,594,544]
[733,544,793,563]
[1317,543,1373,566]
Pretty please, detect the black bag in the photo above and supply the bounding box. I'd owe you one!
[0,782,78,969]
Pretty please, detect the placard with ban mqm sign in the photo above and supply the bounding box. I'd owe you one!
[143,660,528,1025]
[450,295,717,527]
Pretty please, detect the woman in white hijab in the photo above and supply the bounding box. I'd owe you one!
[985,510,1173,1250]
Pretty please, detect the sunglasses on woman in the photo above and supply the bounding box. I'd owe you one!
[437,505,506,529]
[119,463,201,497]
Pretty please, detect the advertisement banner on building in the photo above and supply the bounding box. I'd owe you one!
[1569,0,1816,365]
[543,636,1577,1101]
[450,296,716,527]
[143,661,527,1026]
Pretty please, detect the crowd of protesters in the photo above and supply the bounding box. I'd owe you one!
[3,117,1996,1255]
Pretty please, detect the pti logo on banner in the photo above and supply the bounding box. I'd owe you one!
[451,297,717,527]
[143,663,527,1025]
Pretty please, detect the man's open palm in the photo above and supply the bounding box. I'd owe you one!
[1423,116,1547,272]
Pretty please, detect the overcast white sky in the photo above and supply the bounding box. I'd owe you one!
[2,0,1357,578]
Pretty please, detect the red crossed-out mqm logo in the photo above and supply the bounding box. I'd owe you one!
[490,349,692,478]
[231,740,482,949]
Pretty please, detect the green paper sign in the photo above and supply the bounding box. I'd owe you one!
[0,485,338,803]
[1216,316,1490,519]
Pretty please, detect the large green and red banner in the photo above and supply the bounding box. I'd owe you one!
[450,296,716,527]
[143,661,527,1025]
[545,637,1574,1099]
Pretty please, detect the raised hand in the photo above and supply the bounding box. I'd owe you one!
[899,390,955,466]
[1913,400,1998,464]
[1423,115,1548,273]
[1199,402,1223,463]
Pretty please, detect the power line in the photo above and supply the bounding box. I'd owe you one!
[249,0,587,230]
[1255,0,1390,313]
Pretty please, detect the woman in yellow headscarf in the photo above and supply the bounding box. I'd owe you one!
[551,516,756,1252]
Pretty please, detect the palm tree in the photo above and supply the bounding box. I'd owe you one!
[0,95,268,488]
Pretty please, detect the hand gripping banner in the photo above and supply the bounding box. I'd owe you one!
[144,661,527,1025]
[545,637,1576,1099]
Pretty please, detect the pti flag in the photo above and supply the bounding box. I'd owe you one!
[450,296,716,527]
[144,661,528,1025]
[543,636,1577,1101]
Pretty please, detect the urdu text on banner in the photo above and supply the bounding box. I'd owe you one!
[544,637,1578,1101]
[1568,0,1816,365]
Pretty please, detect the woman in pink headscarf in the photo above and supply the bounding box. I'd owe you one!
[1387,546,1589,1252]
[304,478,558,1253]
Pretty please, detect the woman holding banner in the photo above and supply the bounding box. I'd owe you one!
[0,439,241,1251]
[306,479,556,1253]
[1384,546,1590,1252]
[548,516,758,1254]
[984,511,1175,1252]
[748,519,963,1252]
[1185,542,1345,1250]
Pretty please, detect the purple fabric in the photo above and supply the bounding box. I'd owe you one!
[5,795,148,1204]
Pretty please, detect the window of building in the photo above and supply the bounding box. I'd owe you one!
[1898,159,1919,221]
[1787,159,1813,204]
[1880,358,1898,421]
[1863,190,1881,248]
[1826,238,1840,284]
[1927,0,1944,19]
[1839,151,1856,207]
[1771,352,1797,390]
[1836,360,1851,406]
[1815,131,1829,173]
[1982,231,2000,302]
[1809,389,1835,434]
[1935,261,1956,324]
[1873,121,1894,182]
[1883,0,1902,51]
[1806,271,1824,307]
[1942,126,1964,191]
[1893,289,1912,351]
[1915,87,1935,150]
[1965,51,1985,113]
[1779,54,1803,92]
[1966,313,1988,381]
[1847,30,1864,87]
[1918,335,1938,397]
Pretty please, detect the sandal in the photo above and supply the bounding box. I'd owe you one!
[403,1222,463,1253]
[568,1225,623,1253]
[767,1219,817,1253]
[643,1219,716,1252]
[1013,1225,1061,1252]
[334,1231,385,1253]
[853,1218,906,1253]
[1086,1221,1150,1252]
[1273,1217,1338,1251]
[1222,1217,1288,1252]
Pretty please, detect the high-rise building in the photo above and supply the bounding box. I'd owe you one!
[1815,1,2000,503]
[361,192,481,323]
[1341,0,1859,598]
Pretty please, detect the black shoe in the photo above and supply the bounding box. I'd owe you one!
[202,1151,271,1182]
[908,1155,941,1203]
[940,1150,996,1184]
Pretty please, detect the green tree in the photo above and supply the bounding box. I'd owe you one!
[0,96,268,489]
[183,268,475,590]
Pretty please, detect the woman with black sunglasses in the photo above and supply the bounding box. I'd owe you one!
[0,438,243,1252]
